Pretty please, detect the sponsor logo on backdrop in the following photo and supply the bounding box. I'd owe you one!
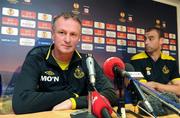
[37,30,51,39]
[76,44,80,48]
[82,27,93,35]
[164,32,169,38]
[127,27,136,33]
[117,25,126,32]
[1,26,18,35]
[169,33,176,39]
[2,17,19,26]
[81,35,93,43]
[94,46,105,50]
[19,38,35,46]
[94,29,105,36]
[117,32,126,39]
[106,45,116,52]
[2,7,19,17]
[38,13,52,21]
[163,38,169,44]
[169,39,176,45]
[7,0,19,4]
[83,5,90,14]
[117,48,126,52]
[127,33,136,40]
[81,43,93,51]
[82,20,93,27]
[136,28,145,34]
[0,38,17,43]
[169,45,176,51]
[106,31,116,38]
[20,19,36,28]
[127,47,136,54]
[162,21,166,28]
[128,14,133,22]
[22,0,32,5]
[137,41,145,48]
[162,50,169,55]
[72,2,80,15]
[119,11,126,22]
[137,49,144,53]
[21,10,36,19]
[94,37,105,44]
[24,0,31,3]
[38,21,52,30]
[117,39,126,46]
[136,35,144,41]
[106,24,116,30]
[106,38,116,45]
[170,52,176,56]
[128,17,133,22]
[162,45,169,50]
[172,34,176,39]
[94,22,105,29]
[20,28,36,37]
[155,19,161,28]
[127,40,136,47]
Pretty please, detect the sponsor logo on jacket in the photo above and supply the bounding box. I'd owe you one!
[40,71,59,82]
[40,76,59,82]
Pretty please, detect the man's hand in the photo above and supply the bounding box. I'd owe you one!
[144,81,158,89]
[52,99,72,111]
[143,81,164,92]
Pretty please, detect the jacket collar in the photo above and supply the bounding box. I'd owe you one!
[45,44,82,67]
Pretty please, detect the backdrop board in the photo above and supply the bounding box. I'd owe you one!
[0,0,178,96]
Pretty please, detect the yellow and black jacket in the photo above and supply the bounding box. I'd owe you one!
[130,52,180,84]
[12,44,117,114]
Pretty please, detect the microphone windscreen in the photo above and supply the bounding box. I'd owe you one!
[103,57,125,80]
[91,91,113,118]
[139,92,180,116]
[125,63,135,71]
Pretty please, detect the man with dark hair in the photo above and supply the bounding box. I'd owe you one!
[12,12,117,114]
[131,27,180,96]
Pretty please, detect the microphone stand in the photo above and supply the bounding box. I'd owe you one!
[86,88,97,118]
[113,66,126,118]
[70,85,96,118]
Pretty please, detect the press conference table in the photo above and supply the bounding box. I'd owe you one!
[0,104,179,118]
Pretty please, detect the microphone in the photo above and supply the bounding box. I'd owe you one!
[86,54,96,87]
[103,57,143,80]
[91,91,113,118]
[103,57,156,117]
[103,57,126,117]
[125,63,144,80]
[103,57,125,80]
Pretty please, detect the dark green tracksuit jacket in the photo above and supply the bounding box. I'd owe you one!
[12,45,117,114]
